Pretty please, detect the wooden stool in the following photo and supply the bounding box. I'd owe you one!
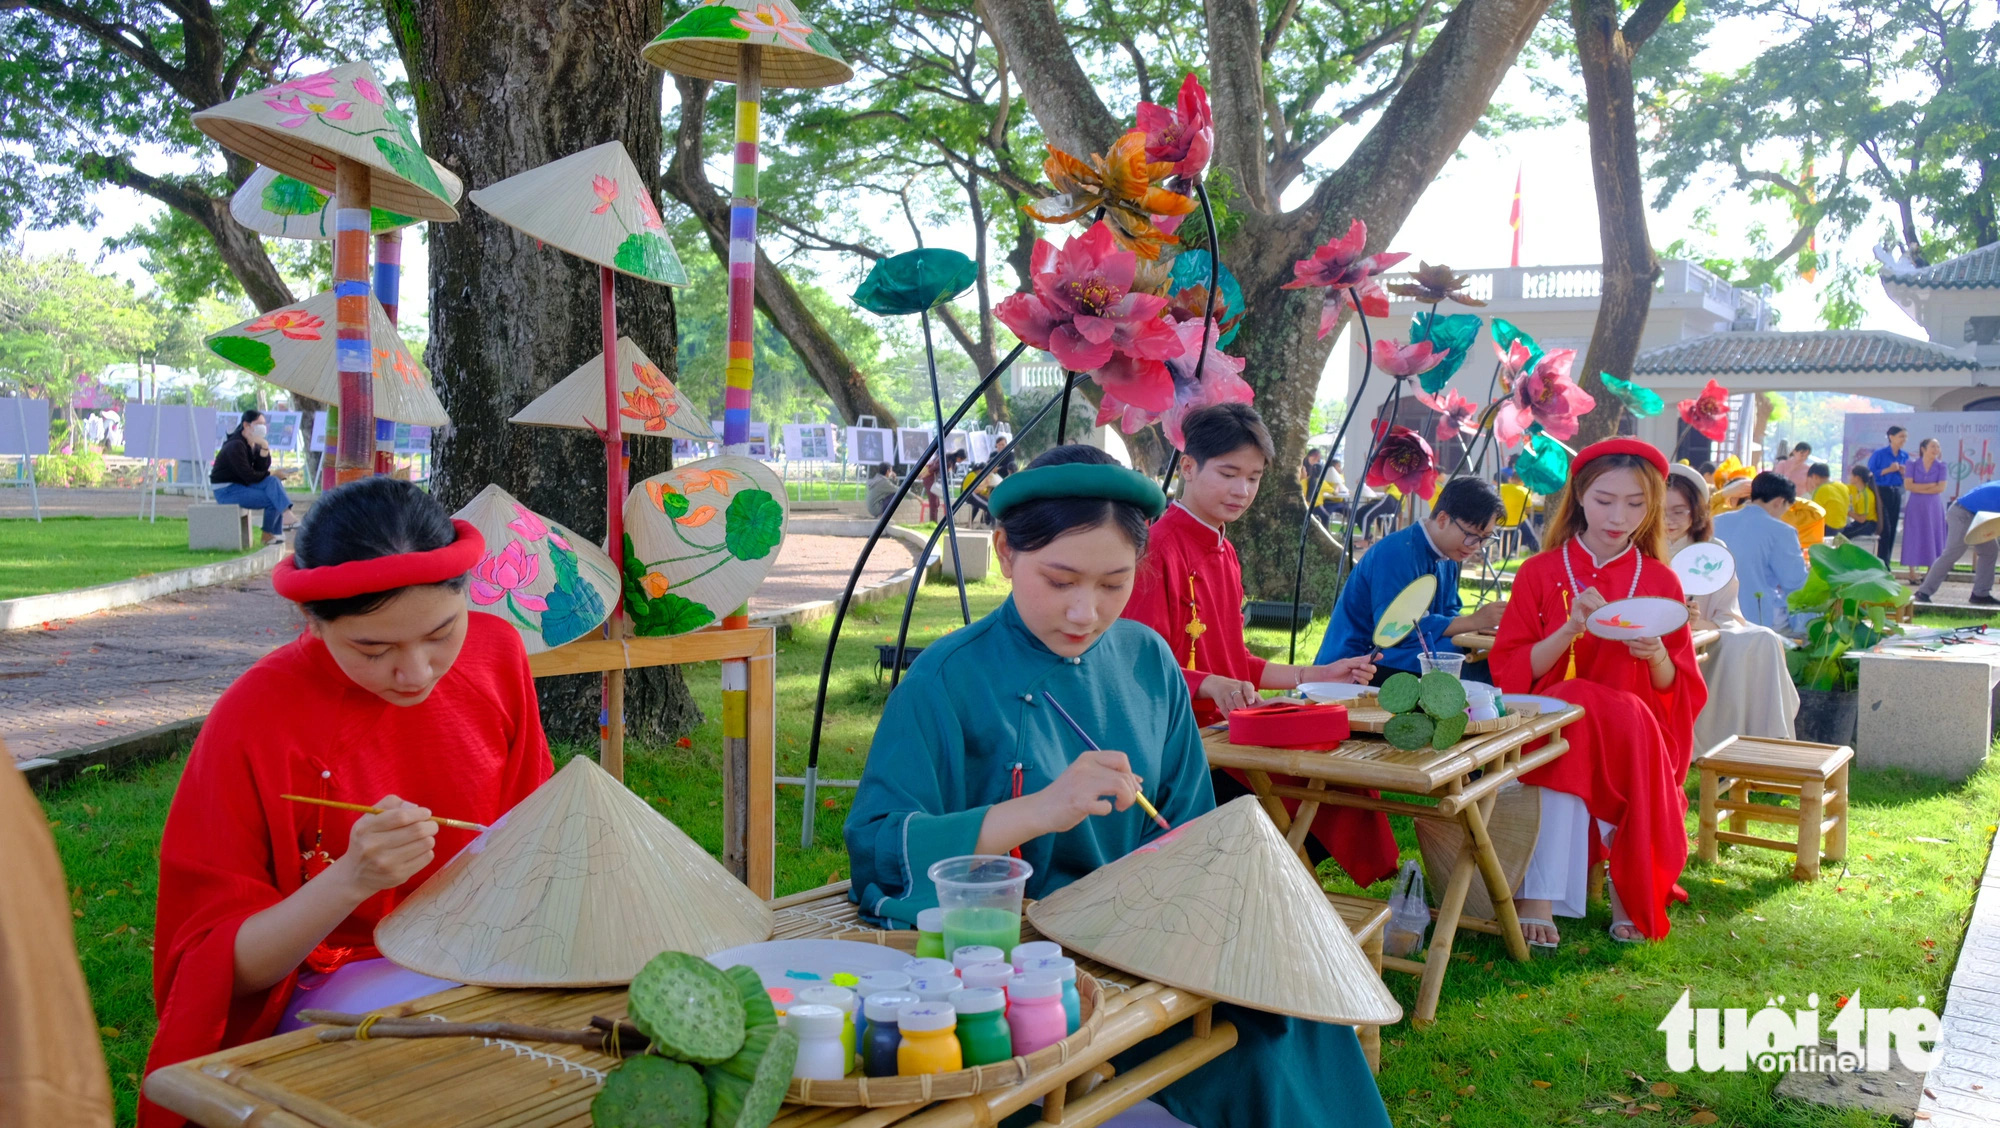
[1695,736,1852,881]
[1327,892,1391,1072]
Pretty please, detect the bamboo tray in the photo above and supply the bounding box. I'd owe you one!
[1341,701,1539,736]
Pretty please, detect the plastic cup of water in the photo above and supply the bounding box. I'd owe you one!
[1418,651,1465,678]
[928,855,1033,956]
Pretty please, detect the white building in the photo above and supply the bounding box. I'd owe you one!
[1344,246,1997,464]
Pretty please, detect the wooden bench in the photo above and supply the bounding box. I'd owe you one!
[1327,891,1391,1072]
[1695,736,1853,881]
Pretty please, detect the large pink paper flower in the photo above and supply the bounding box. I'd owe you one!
[1282,219,1409,291]
[996,221,1183,375]
[1135,74,1214,180]
[1100,318,1253,447]
[1371,338,1444,380]
[468,542,547,612]
[1493,339,1533,389]
[1495,348,1594,448]
[1416,387,1480,442]
[1366,421,1438,500]
[1679,378,1732,441]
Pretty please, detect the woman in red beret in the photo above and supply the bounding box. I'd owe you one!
[1489,439,1706,945]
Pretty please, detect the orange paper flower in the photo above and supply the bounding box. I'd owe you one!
[1023,132,1197,260]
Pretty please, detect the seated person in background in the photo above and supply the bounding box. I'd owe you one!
[1497,467,1541,552]
[1123,404,1393,886]
[1300,448,1338,523]
[1808,462,1848,532]
[985,435,1015,479]
[844,444,1391,1128]
[863,462,898,518]
[1319,476,1509,685]
[1712,471,1810,631]
[1783,494,1827,551]
[211,409,294,546]
[1844,465,1878,536]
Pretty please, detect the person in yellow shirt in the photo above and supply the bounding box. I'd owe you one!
[1845,465,1878,535]
[1495,467,1540,551]
[1783,495,1828,550]
[1808,463,1849,530]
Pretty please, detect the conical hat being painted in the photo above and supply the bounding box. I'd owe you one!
[451,485,620,655]
[510,337,710,441]
[204,291,449,426]
[643,0,854,89]
[192,62,460,223]
[468,142,688,286]
[622,456,788,637]
[230,164,463,240]
[375,756,774,986]
[1026,796,1403,1026]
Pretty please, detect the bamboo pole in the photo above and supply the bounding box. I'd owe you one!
[332,157,375,483]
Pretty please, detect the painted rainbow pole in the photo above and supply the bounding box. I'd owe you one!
[332,158,375,483]
[722,47,762,454]
[375,231,402,323]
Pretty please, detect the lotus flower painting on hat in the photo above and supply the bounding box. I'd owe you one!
[468,142,688,286]
[509,337,710,442]
[1023,133,1198,260]
[1679,379,1732,441]
[644,0,853,88]
[205,290,448,426]
[453,485,620,654]
[622,457,789,638]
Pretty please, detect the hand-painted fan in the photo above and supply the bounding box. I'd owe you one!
[1670,542,1735,597]
[1584,596,1690,641]
[1372,574,1438,647]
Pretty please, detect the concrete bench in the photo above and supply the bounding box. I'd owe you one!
[187,502,252,551]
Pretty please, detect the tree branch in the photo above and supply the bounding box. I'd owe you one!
[3,0,204,103]
[978,0,1122,157]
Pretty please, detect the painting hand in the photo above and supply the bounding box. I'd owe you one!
[333,794,438,895]
[1037,750,1141,834]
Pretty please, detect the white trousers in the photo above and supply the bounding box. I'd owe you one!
[1517,789,1613,919]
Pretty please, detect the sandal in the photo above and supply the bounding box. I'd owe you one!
[1607,920,1644,943]
[1518,917,1560,950]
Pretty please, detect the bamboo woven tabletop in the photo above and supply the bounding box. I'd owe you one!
[1203,704,1582,795]
[144,886,1222,1128]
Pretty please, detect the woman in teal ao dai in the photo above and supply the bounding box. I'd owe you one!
[845,445,1391,1128]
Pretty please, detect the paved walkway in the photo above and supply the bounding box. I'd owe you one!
[2,534,913,764]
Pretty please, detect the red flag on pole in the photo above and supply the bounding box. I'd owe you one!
[1509,166,1523,268]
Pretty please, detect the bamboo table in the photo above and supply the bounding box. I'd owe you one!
[145,885,1242,1128]
[1203,704,1582,1026]
[1452,627,1720,660]
[527,626,777,899]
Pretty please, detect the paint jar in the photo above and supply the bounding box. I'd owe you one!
[794,984,857,1075]
[862,991,919,1077]
[958,960,1015,993]
[929,855,1033,955]
[915,907,948,959]
[1009,940,1061,971]
[896,1002,962,1076]
[903,957,957,981]
[950,987,1012,1066]
[1008,973,1067,1056]
[952,944,1005,971]
[1021,956,1080,1034]
[852,970,911,1045]
[1464,682,1501,722]
[788,1004,848,1081]
[910,975,960,1004]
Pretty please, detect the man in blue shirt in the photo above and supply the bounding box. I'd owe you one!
[1867,425,1911,566]
[1914,480,2000,605]
[1713,471,1812,630]
[1318,477,1509,682]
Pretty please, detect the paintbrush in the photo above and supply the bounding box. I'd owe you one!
[1039,691,1173,833]
[281,794,488,833]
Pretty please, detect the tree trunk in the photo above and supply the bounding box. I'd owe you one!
[663,75,900,427]
[1569,0,1661,446]
[388,0,701,746]
[982,0,1553,596]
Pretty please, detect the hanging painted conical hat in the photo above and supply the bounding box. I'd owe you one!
[451,485,621,655]
[509,337,711,442]
[376,756,774,986]
[204,291,449,426]
[230,164,462,240]
[642,0,854,89]
[622,456,788,637]
[1414,783,1542,922]
[192,62,460,223]
[1026,796,1402,1025]
[469,142,688,286]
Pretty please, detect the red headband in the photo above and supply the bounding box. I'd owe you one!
[1572,438,1669,478]
[272,519,486,603]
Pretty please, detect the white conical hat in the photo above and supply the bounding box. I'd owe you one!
[203,291,449,426]
[643,0,854,89]
[622,457,788,637]
[193,62,460,223]
[1026,796,1403,1026]
[468,142,688,286]
[230,164,462,240]
[375,756,774,987]
[509,337,710,441]
[451,485,620,655]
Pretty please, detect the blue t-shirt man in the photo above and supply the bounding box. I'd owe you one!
[1866,428,1912,565]
[1915,480,2000,603]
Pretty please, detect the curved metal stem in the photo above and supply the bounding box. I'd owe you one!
[1287,292,1375,662]
[1057,371,1075,444]
[921,309,970,625]
[1160,179,1222,495]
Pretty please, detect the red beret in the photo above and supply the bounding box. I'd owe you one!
[1572,437,1669,478]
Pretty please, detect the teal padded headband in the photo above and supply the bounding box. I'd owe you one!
[988,462,1168,521]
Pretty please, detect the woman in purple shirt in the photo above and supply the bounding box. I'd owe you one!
[1901,438,1948,576]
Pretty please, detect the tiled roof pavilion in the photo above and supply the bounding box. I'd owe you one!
[1635,330,1982,378]
[1883,242,2000,291]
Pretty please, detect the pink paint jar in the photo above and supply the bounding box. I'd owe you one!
[1007,972,1068,1057]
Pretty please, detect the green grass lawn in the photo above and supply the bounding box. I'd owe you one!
[35,569,2000,1126]
[784,480,865,503]
[0,516,255,599]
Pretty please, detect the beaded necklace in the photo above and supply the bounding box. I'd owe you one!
[1558,538,1641,679]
